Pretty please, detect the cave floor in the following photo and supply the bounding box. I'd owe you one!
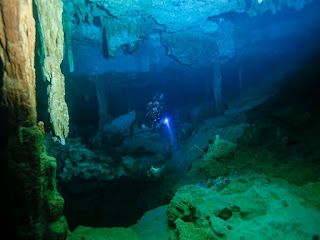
[48,80,320,240]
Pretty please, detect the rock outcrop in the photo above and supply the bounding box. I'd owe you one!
[167,174,320,240]
[130,205,169,240]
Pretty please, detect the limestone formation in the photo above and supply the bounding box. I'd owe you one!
[0,0,68,239]
[167,174,320,240]
[102,16,148,57]
[247,0,312,17]
[88,0,245,32]
[213,65,222,114]
[63,4,74,73]
[162,30,217,65]
[188,135,237,179]
[35,0,69,145]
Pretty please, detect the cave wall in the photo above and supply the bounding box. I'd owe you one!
[0,0,68,239]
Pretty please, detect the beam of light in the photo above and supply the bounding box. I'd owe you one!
[163,117,176,150]
[164,118,169,126]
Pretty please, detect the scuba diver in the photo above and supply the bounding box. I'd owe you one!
[146,93,165,130]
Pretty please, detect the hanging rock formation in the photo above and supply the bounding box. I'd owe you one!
[213,65,222,114]
[64,0,316,75]
[63,3,74,73]
[35,0,69,145]
[0,0,68,239]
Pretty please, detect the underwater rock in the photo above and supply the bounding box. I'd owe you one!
[62,2,74,72]
[174,218,216,240]
[161,20,236,65]
[0,1,69,238]
[225,91,277,118]
[122,134,171,157]
[247,0,312,17]
[104,111,136,137]
[102,17,148,57]
[72,23,102,46]
[130,205,169,240]
[189,135,237,179]
[167,189,197,224]
[162,30,217,65]
[45,135,165,185]
[45,137,122,182]
[67,225,139,240]
[204,135,237,161]
[35,0,69,145]
[0,0,37,125]
[62,0,315,72]
[167,174,320,240]
[87,0,245,32]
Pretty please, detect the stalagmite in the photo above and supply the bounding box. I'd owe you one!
[0,0,68,239]
[213,65,222,114]
[34,0,69,145]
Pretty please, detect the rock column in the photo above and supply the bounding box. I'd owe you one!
[238,67,243,97]
[90,73,110,148]
[0,0,68,239]
[34,0,69,145]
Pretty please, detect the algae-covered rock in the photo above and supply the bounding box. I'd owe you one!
[201,135,236,178]
[167,190,197,224]
[68,225,139,240]
[189,135,236,179]
[49,216,69,239]
[174,218,215,240]
[205,135,237,161]
[167,174,320,240]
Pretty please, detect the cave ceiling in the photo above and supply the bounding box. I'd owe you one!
[60,0,318,74]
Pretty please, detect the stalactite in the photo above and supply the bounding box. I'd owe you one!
[238,67,243,96]
[89,73,110,148]
[213,65,222,114]
[247,0,310,17]
[63,7,74,73]
[91,73,110,131]
[0,0,68,239]
[205,73,212,101]
[35,0,69,145]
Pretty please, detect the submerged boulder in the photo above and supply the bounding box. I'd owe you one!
[188,135,237,179]
[104,111,136,137]
[167,174,320,240]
